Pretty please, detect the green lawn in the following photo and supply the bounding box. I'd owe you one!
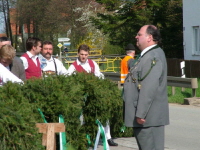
[168,78,200,104]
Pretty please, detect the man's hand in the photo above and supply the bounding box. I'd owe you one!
[136,117,146,124]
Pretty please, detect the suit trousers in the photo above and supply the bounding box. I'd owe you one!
[134,126,164,150]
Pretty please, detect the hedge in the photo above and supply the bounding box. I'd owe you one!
[0,73,133,150]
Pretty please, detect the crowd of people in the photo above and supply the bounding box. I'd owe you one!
[0,24,169,150]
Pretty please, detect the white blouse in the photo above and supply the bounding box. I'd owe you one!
[0,63,23,86]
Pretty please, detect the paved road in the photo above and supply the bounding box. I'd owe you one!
[97,104,200,150]
[165,104,200,150]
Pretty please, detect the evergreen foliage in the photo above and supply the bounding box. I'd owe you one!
[0,73,133,149]
[0,82,43,150]
[92,0,183,58]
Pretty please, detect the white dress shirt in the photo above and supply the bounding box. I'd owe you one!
[39,54,68,75]
[67,59,104,78]
[141,44,157,57]
[20,51,39,69]
[0,63,23,86]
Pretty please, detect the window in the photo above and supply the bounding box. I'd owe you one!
[192,26,200,55]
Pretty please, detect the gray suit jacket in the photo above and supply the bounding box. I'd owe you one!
[123,46,169,127]
[127,58,134,71]
[10,56,26,81]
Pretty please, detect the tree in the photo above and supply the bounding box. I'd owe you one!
[95,0,121,11]
[92,0,183,58]
[0,0,16,43]
[152,0,183,58]
[15,0,100,51]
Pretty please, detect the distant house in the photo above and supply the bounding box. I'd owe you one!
[9,8,34,37]
[0,33,7,37]
[0,8,34,51]
[183,0,200,60]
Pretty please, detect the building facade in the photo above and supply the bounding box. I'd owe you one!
[183,0,200,60]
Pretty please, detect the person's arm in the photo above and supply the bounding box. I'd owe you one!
[57,59,68,75]
[127,58,134,70]
[0,64,23,85]
[16,57,26,81]
[93,61,104,79]
[20,56,28,70]
[67,64,76,76]
[10,57,26,81]
[18,61,26,81]
[135,55,163,120]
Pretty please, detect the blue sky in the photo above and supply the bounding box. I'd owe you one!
[0,12,5,33]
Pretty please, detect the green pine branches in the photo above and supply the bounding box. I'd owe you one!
[0,73,132,150]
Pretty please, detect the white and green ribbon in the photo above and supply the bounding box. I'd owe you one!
[120,124,126,132]
[94,119,109,150]
[59,114,67,150]
[38,108,47,123]
[86,134,91,148]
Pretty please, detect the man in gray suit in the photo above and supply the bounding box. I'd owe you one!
[123,25,169,150]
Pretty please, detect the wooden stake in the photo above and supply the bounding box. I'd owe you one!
[36,123,65,150]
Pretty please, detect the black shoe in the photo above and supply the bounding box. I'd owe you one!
[107,139,118,146]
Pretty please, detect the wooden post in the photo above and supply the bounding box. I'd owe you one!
[42,134,47,146]
[36,123,65,150]
[172,86,175,95]
[192,89,196,97]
